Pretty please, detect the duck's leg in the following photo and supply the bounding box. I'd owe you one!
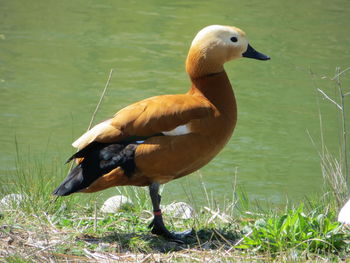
[148,182,193,243]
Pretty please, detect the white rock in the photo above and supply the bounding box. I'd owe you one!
[163,202,194,219]
[338,198,350,224]
[96,242,109,252]
[100,195,133,213]
[0,194,25,210]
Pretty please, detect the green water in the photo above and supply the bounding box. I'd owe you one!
[1,0,349,205]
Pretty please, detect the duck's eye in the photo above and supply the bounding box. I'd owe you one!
[230,36,238,43]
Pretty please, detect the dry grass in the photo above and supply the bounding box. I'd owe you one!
[1,216,347,263]
[309,66,350,208]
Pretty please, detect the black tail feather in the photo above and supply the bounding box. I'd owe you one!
[53,165,85,196]
[53,142,138,196]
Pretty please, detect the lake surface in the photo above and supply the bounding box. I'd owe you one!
[1,0,349,206]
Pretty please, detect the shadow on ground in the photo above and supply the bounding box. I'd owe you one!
[76,228,241,253]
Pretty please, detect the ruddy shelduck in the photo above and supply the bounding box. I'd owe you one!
[53,25,270,242]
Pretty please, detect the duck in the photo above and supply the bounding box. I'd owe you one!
[53,25,270,242]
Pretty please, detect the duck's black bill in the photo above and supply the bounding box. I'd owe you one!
[242,44,270,60]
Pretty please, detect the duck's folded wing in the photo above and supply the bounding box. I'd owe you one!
[72,94,214,150]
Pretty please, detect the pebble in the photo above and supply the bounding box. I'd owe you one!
[96,242,109,251]
[0,194,25,210]
[163,202,194,219]
[100,195,133,213]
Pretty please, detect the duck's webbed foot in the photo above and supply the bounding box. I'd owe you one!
[148,182,194,243]
[148,211,194,243]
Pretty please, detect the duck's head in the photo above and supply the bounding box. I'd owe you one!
[186,25,270,78]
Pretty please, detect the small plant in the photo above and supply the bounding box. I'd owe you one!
[238,204,349,254]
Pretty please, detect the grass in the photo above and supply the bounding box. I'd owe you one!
[0,68,349,262]
[309,66,350,207]
[0,158,348,262]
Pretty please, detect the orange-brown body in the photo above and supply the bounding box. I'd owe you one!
[82,71,237,192]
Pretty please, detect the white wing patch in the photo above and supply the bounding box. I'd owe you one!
[162,124,190,136]
[72,119,113,149]
[72,121,190,149]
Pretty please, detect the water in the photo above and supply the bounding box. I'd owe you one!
[1,0,349,206]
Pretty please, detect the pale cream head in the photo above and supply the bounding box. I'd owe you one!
[186,25,249,78]
[191,25,248,61]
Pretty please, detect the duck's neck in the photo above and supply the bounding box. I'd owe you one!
[186,47,236,122]
[185,46,224,79]
[187,71,237,123]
